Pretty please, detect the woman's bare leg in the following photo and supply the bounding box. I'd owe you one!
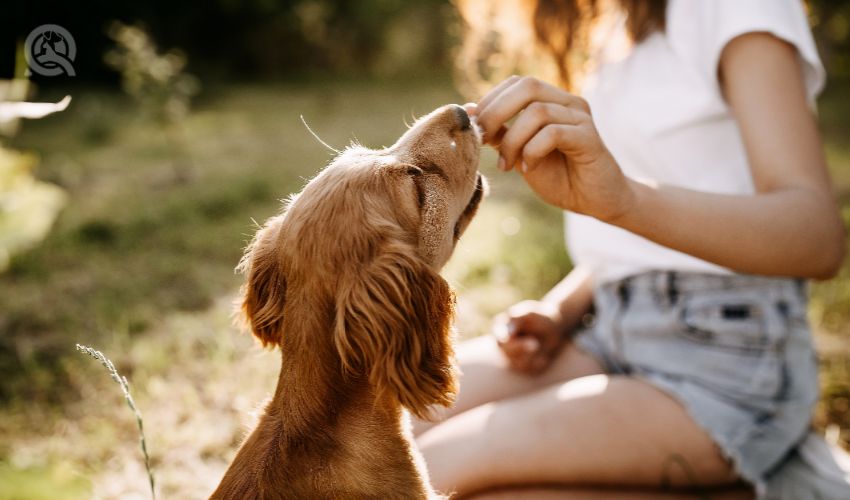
[414,334,605,435]
[417,375,744,497]
[467,486,753,499]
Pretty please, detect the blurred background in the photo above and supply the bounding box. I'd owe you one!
[1,1,849,498]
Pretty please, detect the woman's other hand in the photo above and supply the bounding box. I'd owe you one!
[492,300,567,375]
[470,76,634,223]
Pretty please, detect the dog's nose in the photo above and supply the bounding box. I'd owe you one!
[453,104,471,131]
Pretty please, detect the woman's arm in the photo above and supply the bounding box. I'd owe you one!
[612,33,845,279]
[542,263,594,333]
[474,33,845,280]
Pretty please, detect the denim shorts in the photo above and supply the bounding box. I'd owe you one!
[574,271,829,498]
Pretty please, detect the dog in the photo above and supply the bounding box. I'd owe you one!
[211,104,484,499]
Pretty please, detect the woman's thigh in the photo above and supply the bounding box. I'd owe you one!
[413,334,605,435]
[416,375,742,497]
[467,486,753,500]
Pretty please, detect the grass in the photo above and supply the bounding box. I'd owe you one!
[76,344,156,499]
[0,77,848,497]
[0,461,90,500]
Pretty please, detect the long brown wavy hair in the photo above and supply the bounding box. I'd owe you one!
[456,0,667,94]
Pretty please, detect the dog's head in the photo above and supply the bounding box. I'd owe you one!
[238,105,484,418]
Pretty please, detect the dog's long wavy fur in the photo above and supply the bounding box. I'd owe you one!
[211,105,482,499]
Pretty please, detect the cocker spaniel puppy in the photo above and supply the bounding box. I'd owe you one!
[211,104,484,499]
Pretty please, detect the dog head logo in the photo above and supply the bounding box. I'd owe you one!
[25,24,77,77]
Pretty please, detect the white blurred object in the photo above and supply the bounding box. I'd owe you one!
[0,95,70,121]
[797,430,850,485]
[0,95,71,136]
[0,80,70,271]
[764,431,850,499]
[0,147,67,271]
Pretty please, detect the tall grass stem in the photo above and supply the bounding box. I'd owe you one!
[76,343,156,500]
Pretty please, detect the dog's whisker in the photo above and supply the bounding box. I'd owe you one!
[300,115,341,154]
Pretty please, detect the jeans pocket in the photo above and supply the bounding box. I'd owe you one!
[680,292,786,353]
[674,292,788,401]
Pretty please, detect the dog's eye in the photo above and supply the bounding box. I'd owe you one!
[411,176,425,209]
[405,166,425,209]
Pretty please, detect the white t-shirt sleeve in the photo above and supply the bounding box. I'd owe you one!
[666,0,826,105]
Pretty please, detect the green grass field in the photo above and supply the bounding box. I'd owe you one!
[1,78,848,498]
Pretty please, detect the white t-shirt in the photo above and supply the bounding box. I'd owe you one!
[567,0,826,285]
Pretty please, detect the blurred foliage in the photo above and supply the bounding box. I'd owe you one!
[810,0,850,81]
[811,205,850,333]
[0,67,68,272]
[810,78,850,335]
[0,146,66,272]
[3,0,456,81]
[4,0,850,84]
[104,22,199,125]
[0,461,90,500]
[105,22,200,182]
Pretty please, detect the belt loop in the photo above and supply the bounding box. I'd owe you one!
[617,277,632,309]
[667,271,679,305]
[794,278,807,300]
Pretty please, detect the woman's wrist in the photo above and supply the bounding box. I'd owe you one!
[597,176,644,226]
[552,301,589,338]
[541,265,595,338]
[540,293,591,339]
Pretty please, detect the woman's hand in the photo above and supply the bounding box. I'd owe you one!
[470,76,634,222]
[492,300,567,376]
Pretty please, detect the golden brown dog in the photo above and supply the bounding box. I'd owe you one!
[211,104,484,499]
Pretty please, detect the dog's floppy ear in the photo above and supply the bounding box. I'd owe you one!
[334,245,457,419]
[237,215,287,347]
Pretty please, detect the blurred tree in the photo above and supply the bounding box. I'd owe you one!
[2,0,455,82]
[105,22,199,182]
[809,0,850,81]
[4,1,848,83]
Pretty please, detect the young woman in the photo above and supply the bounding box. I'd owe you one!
[414,0,849,498]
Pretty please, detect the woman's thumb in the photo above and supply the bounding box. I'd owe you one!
[494,319,517,343]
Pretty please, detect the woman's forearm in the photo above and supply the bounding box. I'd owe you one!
[542,264,594,333]
[610,179,846,280]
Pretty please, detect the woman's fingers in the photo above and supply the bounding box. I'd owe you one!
[499,336,540,373]
[499,102,587,171]
[477,77,590,144]
[499,336,540,358]
[476,75,522,115]
[494,314,539,372]
[522,123,588,172]
[493,306,564,374]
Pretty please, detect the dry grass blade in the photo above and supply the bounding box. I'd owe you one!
[75,343,156,500]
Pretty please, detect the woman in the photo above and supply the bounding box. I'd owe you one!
[414,0,849,498]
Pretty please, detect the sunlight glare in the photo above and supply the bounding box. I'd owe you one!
[555,374,610,401]
[500,216,520,235]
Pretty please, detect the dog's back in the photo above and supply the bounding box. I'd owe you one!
[211,402,431,499]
